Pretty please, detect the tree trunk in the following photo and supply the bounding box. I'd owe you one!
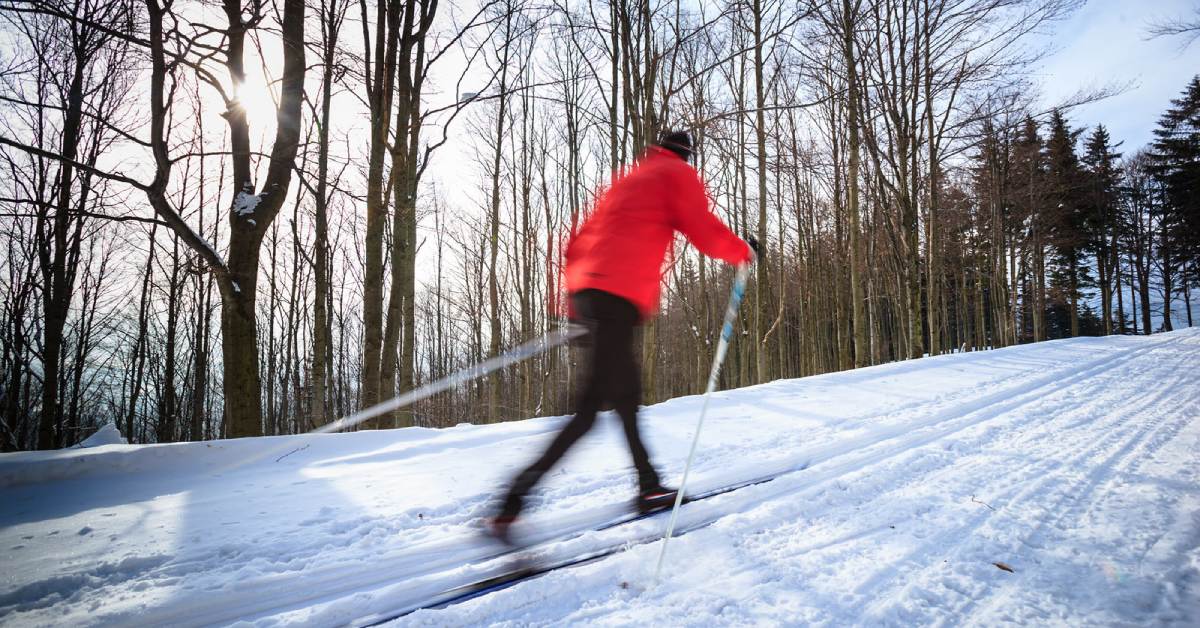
[1069,257,1079,337]
[487,8,512,422]
[36,48,89,449]
[923,0,941,357]
[1160,233,1174,332]
[215,0,306,437]
[161,236,180,441]
[310,0,344,429]
[221,235,264,436]
[752,0,770,380]
[127,223,157,443]
[842,0,868,368]
[360,0,400,420]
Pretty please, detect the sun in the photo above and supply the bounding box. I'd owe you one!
[231,77,277,123]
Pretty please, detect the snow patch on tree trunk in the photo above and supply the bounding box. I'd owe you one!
[233,191,260,216]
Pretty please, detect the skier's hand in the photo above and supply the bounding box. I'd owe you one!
[745,235,762,263]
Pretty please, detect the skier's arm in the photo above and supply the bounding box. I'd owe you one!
[671,169,754,265]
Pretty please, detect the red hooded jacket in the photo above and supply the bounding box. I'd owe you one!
[564,146,753,320]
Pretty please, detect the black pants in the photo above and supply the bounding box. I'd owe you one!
[499,289,660,518]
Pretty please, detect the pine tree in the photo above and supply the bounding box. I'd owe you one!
[1149,75,1200,328]
[1081,125,1122,335]
[1043,110,1089,337]
[1120,152,1159,334]
[1012,116,1046,341]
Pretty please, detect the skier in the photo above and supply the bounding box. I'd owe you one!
[488,130,758,543]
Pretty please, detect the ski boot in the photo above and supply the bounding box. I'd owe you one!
[636,486,680,514]
[485,515,518,546]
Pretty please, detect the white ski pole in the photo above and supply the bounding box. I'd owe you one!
[215,326,587,475]
[653,262,751,585]
[316,325,587,434]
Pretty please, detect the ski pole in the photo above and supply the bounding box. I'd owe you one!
[316,325,587,434]
[214,326,587,475]
[653,262,751,585]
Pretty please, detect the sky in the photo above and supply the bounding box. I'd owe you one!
[1035,0,1200,151]
[414,0,1200,287]
[428,0,1200,199]
[221,0,1199,198]
[123,0,1198,288]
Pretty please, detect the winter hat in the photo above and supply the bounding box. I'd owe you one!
[657,130,693,161]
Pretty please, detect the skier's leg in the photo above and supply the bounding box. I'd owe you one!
[497,406,599,518]
[496,292,607,519]
[603,297,661,492]
[616,387,660,491]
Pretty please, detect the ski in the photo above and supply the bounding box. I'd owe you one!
[357,463,807,626]
[471,464,804,572]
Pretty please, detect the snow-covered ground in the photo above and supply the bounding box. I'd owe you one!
[2,329,1199,627]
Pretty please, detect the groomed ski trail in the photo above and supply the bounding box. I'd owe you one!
[395,331,1200,627]
[124,334,1182,626]
[1,330,1197,627]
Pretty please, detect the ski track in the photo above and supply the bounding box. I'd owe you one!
[394,331,1200,627]
[245,335,1181,625]
[761,333,1197,627]
[858,338,1195,625]
[734,335,1188,624]
[1,331,1197,627]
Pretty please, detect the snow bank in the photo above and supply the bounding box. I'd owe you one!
[0,420,559,489]
[74,423,127,448]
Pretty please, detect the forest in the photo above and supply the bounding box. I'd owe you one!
[0,0,1197,450]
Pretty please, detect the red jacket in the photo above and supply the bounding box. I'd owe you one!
[564,146,752,320]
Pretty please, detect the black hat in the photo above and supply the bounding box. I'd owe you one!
[657,130,693,161]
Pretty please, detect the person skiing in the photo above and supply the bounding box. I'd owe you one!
[488,130,757,543]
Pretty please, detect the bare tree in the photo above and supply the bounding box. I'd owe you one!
[1147,5,1200,49]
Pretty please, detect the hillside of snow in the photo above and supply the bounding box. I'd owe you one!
[2,328,1198,626]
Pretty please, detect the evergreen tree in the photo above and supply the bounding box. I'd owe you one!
[972,118,1016,346]
[1043,110,1089,337]
[1011,116,1047,342]
[1120,152,1160,334]
[1081,125,1122,334]
[1149,75,1200,328]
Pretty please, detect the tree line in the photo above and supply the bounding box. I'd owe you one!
[0,0,1196,450]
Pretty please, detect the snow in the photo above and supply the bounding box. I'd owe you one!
[1,329,1198,626]
[194,235,221,263]
[233,191,260,216]
[74,423,127,448]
